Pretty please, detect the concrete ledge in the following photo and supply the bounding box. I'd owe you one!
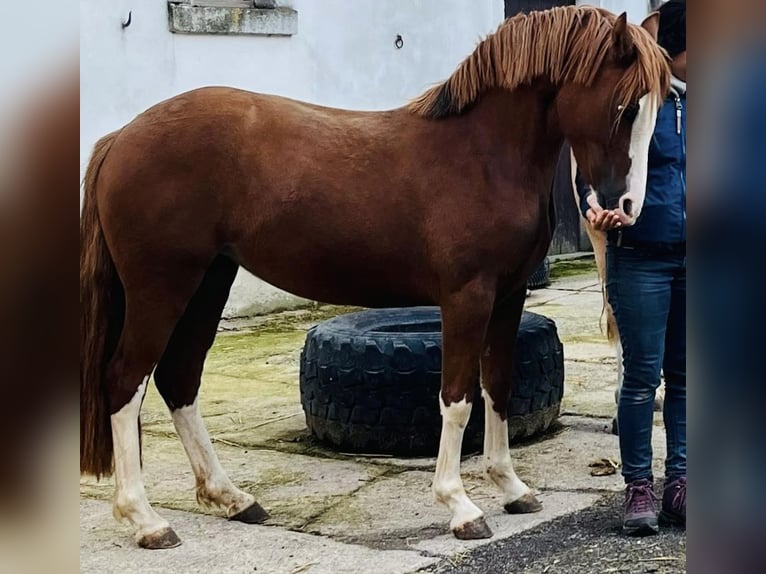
[168,3,298,36]
[548,251,594,262]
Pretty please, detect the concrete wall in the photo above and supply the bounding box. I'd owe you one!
[81,0,505,317]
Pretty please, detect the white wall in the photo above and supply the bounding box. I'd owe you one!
[576,0,650,24]
[80,0,505,317]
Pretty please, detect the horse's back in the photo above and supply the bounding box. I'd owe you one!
[108,86,406,179]
[131,86,397,138]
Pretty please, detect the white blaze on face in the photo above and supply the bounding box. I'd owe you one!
[619,92,659,224]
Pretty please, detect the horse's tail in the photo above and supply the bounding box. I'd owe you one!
[569,147,621,346]
[594,241,620,346]
[80,130,123,478]
[605,301,619,345]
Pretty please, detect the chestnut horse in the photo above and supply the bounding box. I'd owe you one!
[81,7,669,548]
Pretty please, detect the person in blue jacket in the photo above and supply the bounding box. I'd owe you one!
[576,0,686,535]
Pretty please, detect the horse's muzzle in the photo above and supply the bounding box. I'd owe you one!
[598,184,638,226]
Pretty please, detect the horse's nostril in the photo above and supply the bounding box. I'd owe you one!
[622,199,633,217]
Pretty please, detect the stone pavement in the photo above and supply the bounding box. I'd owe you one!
[80,257,671,574]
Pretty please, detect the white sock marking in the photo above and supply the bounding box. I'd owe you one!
[432,397,484,530]
[481,389,530,504]
[111,377,170,539]
[171,399,255,516]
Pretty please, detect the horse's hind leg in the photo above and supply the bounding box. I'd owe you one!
[433,278,496,540]
[480,288,543,514]
[108,266,209,549]
[154,256,268,524]
[109,375,178,549]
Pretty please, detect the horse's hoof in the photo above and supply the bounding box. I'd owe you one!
[229,501,270,524]
[504,492,543,514]
[452,516,493,540]
[137,526,182,550]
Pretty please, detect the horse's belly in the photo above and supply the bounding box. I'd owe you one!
[232,241,436,308]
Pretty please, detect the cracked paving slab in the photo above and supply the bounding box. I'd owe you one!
[80,498,436,574]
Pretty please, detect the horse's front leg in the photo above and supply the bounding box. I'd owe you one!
[480,288,543,514]
[433,278,495,540]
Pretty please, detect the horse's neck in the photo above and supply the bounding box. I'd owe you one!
[467,87,565,193]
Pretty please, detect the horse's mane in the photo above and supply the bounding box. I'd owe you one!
[408,6,670,120]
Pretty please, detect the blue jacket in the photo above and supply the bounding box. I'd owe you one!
[577,82,686,245]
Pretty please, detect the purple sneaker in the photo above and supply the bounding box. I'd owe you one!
[623,479,659,535]
[661,476,686,526]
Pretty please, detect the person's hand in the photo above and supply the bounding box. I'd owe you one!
[585,193,623,232]
[586,206,623,231]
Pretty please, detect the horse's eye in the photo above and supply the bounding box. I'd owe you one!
[618,102,640,122]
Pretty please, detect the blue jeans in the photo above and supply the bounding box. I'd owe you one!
[606,245,686,482]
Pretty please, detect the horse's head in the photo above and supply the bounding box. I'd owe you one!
[558,11,670,225]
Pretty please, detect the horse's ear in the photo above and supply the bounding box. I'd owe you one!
[612,12,636,63]
[640,11,660,42]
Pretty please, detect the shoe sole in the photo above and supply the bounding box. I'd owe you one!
[623,521,659,536]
